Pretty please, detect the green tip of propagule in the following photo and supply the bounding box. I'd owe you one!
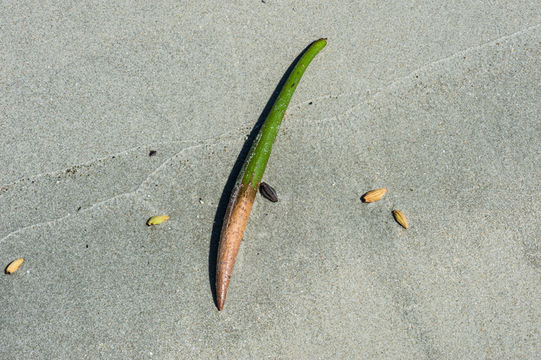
[240,38,327,187]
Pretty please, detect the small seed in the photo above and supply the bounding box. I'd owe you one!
[5,257,24,274]
[259,182,278,202]
[392,210,409,229]
[361,188,387,203]
[147,215,170,226]
[149,150,157,156]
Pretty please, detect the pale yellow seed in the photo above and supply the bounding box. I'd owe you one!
[147,215,170,226]
[5,257,24,274]
[362,188,387,203]
[392,210,409,229]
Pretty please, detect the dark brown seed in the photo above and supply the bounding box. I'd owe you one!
[149,150,157,156]
[259,182,278,202]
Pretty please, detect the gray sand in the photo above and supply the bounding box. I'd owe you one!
[1,2,540,359]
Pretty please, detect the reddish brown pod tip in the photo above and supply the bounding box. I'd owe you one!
[216,184,257,310]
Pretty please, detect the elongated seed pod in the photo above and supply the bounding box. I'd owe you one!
[216,38,327,310]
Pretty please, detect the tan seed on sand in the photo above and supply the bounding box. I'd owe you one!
[146,215,170,226]
[362,188,387,203]
[5,257,24,274]
[392,210,409,229]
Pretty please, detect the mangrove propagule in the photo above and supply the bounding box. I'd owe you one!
[216,38,327,310]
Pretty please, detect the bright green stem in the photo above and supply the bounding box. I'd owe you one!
[241,38,327,187]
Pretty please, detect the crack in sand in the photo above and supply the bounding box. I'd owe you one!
[0,138,231,245]
[290,22,541,119]
[0,139,190,193]
[373,22,541,98]
[4,23,538,193]
[2,23,539,244]
[0,127,252,193]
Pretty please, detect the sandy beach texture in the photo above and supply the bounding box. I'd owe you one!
[1,2,540,359]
